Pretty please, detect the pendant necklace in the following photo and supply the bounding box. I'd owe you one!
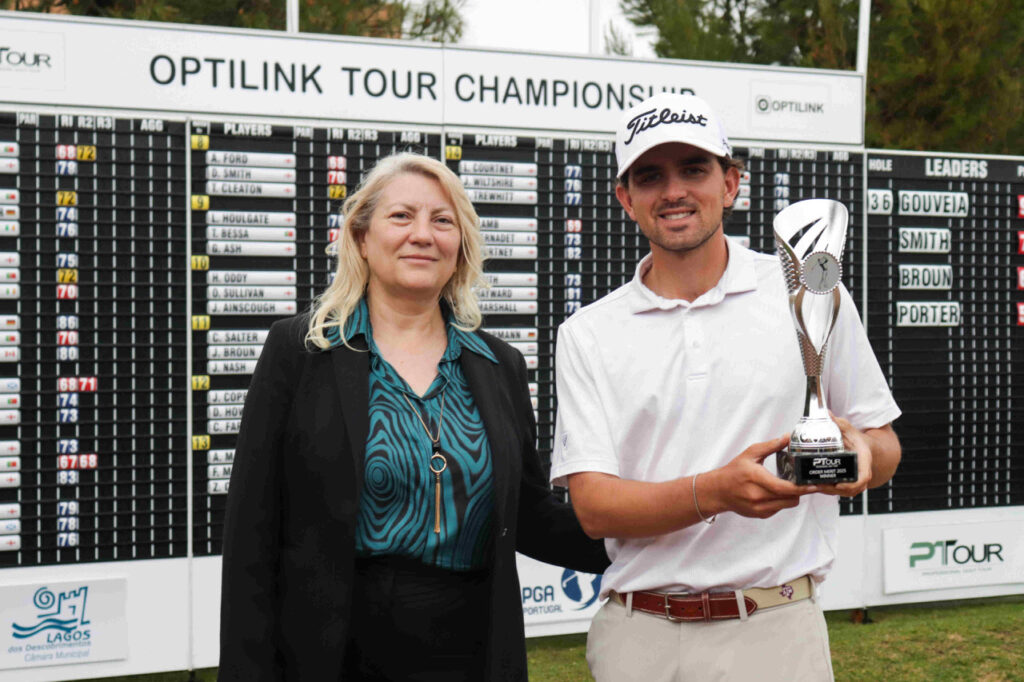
[402,389,448,534]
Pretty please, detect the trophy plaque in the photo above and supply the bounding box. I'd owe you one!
[774,199,858,485]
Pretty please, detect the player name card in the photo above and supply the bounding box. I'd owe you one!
[0,205,19,219]
[205,151,295,168]
[208,360,260,374]
[206,181,296,198]
[483,272,538,287]
[896,301,962,326]
[0,394,19,408]
[0,255,18,268]
[0,472,20,488]
[524,356,539,369]
[461,175,538,190]
[208,404,244,419]
[209,419,242,435]
[481,231,537,246]
[0,143,17,157]
[207,226,296,241]
[207,301,297,316]
[202,472,225,489]
[0,503,19,518]
[207,390,248,404]
[207,270,296,285]
[207,330,268,345]
[468,189,537,205]
[0,441,19,455]
[484,327,538,342]
[208,450,235,464]
[207,241,297,257]
[0,222,19,236]
[485,246,537,260]
[0,410,19,424]
[459,161,537,176]
[479,301,538,315]
[0,519,20,534]
[206,210,296,226]
[899,264,954,290]
[0,535,20,550]
[206,166,297,182]
[207,345,263,360]
[208,465,233,479]
[0,159,19,174]
[898,190,969,217]
[509,342,539,355]
[475,287,538,300]
[207,286,296,300]
[899,227,952,254]
[0,348,19,362]
[0,457,19,471]
[0,269,20,283]
[480,217,537,231]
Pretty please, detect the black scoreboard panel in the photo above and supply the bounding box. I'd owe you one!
[188,120,441,556]
[0,105,892,565]
[866,152,1024,514]
[0,110,188,568]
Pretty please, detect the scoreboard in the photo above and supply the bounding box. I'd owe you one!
[0,108,874,570]
[865,151,1024,514]
[0,11,1021,680]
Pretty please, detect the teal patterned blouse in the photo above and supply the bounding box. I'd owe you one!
[331,298,497,571]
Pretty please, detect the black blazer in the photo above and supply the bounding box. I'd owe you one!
[218,314,608,681]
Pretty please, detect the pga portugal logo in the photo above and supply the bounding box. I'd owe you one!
[11,586,91,643]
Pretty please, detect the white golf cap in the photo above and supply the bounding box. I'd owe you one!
[615,92,732,179]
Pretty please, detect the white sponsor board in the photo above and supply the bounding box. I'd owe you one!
[0,14,862,143]
[0,578,127,671]
[516,554,604,636]
[883,521,1024,594]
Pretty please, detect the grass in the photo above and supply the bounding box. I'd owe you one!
[526,595,1024,682]
[88,596,1024,682]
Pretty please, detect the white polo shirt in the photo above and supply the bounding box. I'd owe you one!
[551,238,900,596]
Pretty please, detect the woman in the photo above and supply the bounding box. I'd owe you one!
[218,152,608,681]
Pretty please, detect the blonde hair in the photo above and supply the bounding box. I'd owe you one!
[306,152,486,349]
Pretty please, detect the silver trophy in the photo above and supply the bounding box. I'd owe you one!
[774,199,857,484]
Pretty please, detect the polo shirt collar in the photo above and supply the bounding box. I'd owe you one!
[626,236,759,313]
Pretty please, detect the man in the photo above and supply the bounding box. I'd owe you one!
[550,92,901,681]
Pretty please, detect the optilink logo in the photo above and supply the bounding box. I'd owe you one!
[0,47,53,70]
[754,96,824,115]
[908,540,1004,568]
[11,586,92,643]
[560,569,602,610]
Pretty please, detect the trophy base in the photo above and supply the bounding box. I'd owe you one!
[777,449,858,485]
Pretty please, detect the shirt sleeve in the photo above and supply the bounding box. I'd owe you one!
[824,285,902,430]
[550,322,621,487]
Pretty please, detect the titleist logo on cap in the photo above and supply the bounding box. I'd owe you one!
[623,107,708,146]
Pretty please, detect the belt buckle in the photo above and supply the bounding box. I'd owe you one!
[662,591,690,622]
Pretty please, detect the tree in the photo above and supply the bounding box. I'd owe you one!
[621,0,1024,154]
[867,0,1024,154]
[619,0,857,68]
[8,0,464,42]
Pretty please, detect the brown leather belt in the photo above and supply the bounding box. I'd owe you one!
[609,575,812,622]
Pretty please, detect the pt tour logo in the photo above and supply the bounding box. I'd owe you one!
[909,540,1004,569]
[11,586,91,643]
[0,46,53,71]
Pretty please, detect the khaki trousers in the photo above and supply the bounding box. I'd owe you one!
[586,595,834,682]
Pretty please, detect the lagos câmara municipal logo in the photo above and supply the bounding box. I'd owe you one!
[11,586,91,642]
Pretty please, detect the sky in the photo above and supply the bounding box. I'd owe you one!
[457,0,657,58]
